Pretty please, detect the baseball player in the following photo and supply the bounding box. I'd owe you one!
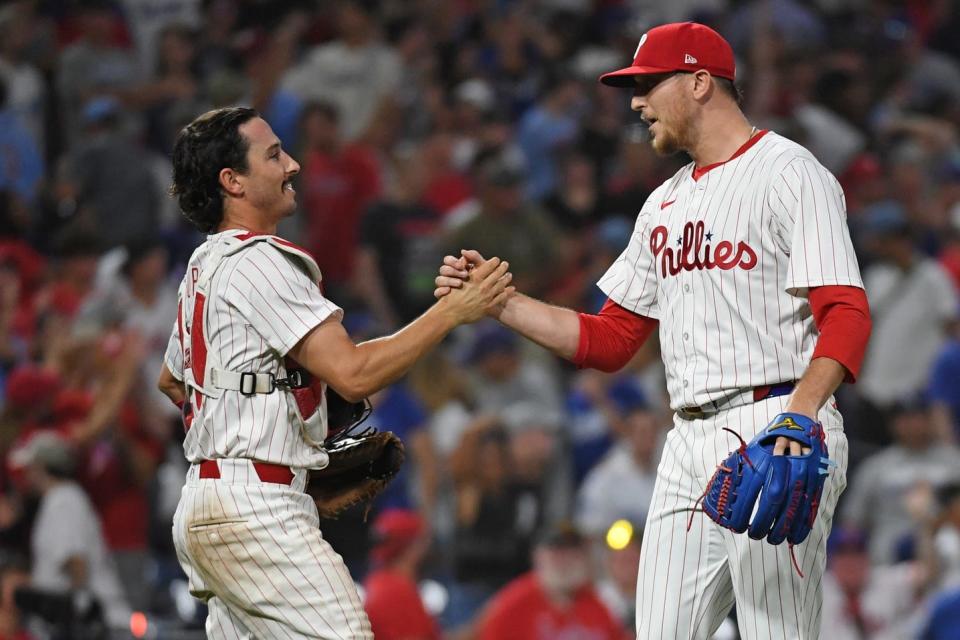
[435,22,872,640]
[156,107,513,639]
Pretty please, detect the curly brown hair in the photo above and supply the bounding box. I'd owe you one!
[170,107,259,233]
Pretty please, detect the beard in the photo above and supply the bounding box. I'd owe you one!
[648,105,695,156]
[650,124,682,156]
[538,559,591,596]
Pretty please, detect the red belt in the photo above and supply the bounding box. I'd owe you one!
[199,460,294,485]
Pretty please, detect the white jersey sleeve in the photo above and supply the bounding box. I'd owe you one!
[163,284,184,381]
[163,320,183,381]
[224,242,343,356]
[768,157,863,296]
[596,194,662,318]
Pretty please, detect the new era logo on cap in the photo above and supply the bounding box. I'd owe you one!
[599,22,736,88]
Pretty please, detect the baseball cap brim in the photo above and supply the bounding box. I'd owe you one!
[599,65,677,87]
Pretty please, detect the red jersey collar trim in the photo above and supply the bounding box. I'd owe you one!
[226,230,313,255]
[691,129,769,181]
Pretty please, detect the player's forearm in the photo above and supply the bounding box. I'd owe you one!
[783,357,847,418]
[338,301,460,401]
[496,293,581,360]
[157,363,186,406]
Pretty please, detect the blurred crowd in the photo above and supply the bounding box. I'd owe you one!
[0,0,959,638]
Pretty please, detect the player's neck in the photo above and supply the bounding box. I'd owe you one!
[689,113,755,168]
[219,207,278,236]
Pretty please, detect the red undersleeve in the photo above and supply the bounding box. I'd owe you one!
[574,288,870,380]
[808,285,872,383]
[574,299,658,372]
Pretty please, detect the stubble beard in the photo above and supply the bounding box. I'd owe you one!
[649,105,695,157]
[650,127,680,156]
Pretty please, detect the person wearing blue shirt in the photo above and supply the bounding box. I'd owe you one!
[0,80,42,206]
[368,383,429,510]
[516,72,582,200]
[929,314,960,441]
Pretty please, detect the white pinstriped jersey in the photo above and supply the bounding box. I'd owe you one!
[598,131,863,411]
[163,229,342,468]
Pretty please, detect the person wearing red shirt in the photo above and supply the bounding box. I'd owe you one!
[477,522,629,640]
[298,101,381,292]
[362,509,439,640]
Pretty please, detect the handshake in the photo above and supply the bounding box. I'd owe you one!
[433,249,515,324]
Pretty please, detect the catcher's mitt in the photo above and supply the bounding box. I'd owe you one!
[308,431,405,519]
[691,413,834,575]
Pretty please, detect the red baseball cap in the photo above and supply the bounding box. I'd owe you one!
[599,22,736,87]
[370,509,425,565]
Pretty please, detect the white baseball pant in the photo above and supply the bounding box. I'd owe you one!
[172,459,373,639]
[635,395,849,639]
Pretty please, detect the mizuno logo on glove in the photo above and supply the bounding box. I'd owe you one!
[767,416,804,431]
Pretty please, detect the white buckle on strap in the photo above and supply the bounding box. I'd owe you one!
[210,368,276,395]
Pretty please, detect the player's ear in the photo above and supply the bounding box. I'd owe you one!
[219,167,244,198]
[691,70,713,101]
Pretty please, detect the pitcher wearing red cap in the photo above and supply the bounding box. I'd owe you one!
[435,20,872,640]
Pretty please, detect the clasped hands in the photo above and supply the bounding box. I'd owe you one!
[437,250,515,324]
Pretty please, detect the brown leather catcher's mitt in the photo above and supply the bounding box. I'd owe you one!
[308,431,405,519]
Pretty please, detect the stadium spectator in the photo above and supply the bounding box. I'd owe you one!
[363,509,440,640]
[0,81,42,208]
[929,310,960,443]
[516,71,583,200]
[56,0,137,146]
[476,521,628,640]
[0,555,32,640]
[594,524,642,632]
[297,100,381,293]
[117,0,200,77]
[282,0,403,142]
[820,527,928,639]
[856,201,958,445]
[576,407,661,535]
[463,321,563,428]
[446,422,542,626]
[56,98,162,248]
[355,146,444,328]
[443,149,562,298]
[10,431,130,629]
[0,5,46,154]
[74,238,178,419]
[564,365,651,483]
[123,23,204,155]
[842,396,960,565]
[367,384,435,515]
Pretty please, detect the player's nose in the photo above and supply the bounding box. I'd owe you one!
[631,95,647,112]
[285,153,301,176]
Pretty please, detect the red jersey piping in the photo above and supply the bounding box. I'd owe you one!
[692,129,770,181]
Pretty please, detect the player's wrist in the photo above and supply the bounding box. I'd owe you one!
[781,404,818,422]
[431,294,467,328]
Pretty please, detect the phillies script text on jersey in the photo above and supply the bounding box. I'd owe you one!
[650,220,758,277]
